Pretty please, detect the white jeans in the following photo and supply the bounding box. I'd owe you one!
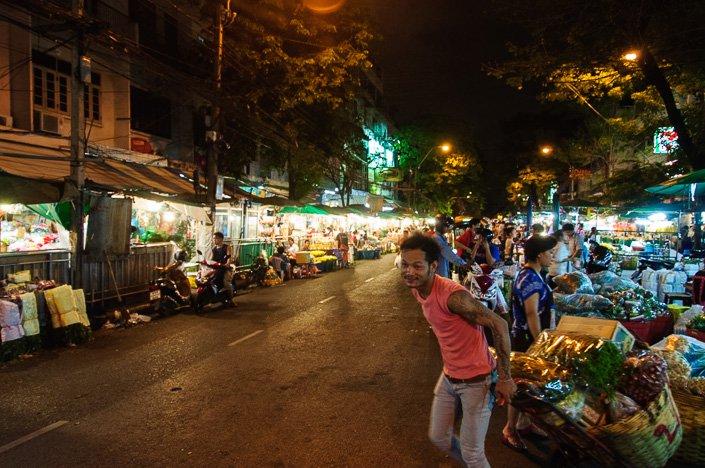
[428,372,495,468]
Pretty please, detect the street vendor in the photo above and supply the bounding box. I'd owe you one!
[503,235,557,451]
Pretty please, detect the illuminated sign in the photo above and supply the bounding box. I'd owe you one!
[654,127,678,154]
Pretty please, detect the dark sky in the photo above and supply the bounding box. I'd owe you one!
[354,0,538,132]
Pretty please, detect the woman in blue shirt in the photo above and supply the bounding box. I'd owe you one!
[502,235,557,451]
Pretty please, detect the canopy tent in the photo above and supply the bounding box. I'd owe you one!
[646,169,705,197]
[562,199,611,208]
[622,201,691,215]
[278,204,329,215]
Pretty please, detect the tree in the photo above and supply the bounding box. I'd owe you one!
[506,167,557,209]
[488,0,705,169]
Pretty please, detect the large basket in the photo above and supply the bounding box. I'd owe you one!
[589,387,682,468]
[671,388,705,464]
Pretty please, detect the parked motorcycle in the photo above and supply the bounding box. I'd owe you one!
[149,251,196,315]
[194,250,234,312]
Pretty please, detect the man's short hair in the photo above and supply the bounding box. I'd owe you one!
[531,223,544,233]
[214,232,225,240]
[400,232,441,264]
[470,218,482,227]
[562,223,575,232]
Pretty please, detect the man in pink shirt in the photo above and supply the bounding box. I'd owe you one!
[400,233,515,467]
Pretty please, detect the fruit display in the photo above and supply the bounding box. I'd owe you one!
[618,351,668,405]
[652,334,705,397]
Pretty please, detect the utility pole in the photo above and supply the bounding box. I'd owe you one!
[207,0,233,220]
[70,0,86,287]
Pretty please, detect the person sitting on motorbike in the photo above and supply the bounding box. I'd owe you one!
[586,240,612,274]
[211,232,235,299]
[469,228,500,268]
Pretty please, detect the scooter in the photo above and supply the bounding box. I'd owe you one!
[149,251,196,315]
[463,263,509,347]
[194,250,234,312]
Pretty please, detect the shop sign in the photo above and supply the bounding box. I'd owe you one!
[654,127,678,154]
[569,168,592,180]
[377,167,402,182]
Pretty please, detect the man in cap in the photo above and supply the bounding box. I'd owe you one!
[432,215,467,278]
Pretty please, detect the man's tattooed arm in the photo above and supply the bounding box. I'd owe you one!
[447,290,512,381]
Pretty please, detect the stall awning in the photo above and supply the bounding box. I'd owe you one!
[0,151,201,202]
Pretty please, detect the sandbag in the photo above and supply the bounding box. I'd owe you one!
[73,289,90,327]
[20,292,40,337]
[44,286,81,328]
[0,300,24,342]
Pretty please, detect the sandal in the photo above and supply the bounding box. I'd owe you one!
[501,432,528,452]
[518,423,548,439]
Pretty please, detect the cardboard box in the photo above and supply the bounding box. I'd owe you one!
[557,316,635,353]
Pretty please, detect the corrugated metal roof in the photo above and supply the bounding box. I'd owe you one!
[0,150,195,197]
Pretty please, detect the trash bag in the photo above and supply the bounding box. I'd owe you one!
[554,293,614,314]
[553,271,595,294]
[589,271,639,294]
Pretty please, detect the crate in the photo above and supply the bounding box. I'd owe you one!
[557,316,635,353]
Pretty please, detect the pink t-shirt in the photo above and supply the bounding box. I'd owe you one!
[412,275,496,379]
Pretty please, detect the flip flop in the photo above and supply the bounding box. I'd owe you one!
[501,432,528,452]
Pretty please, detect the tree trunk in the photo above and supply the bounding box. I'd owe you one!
[640,49,705,169]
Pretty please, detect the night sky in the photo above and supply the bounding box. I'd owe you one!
[350,0,542,212]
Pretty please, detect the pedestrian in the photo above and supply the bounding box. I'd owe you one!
[547,230,570,284]
[529,223,544,238]
[211,231,235,303]
[561,223,581,270]
[454,218,482,260]
[399,233,516,467]
[432,215,468,278]
[502,234,557,451]
[336,228,350,268]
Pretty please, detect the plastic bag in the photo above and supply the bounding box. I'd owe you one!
[510,352,571,385]
[608,392,640,423]
[589,271,639,294]
[553,271,595,294]
[553,293,614,314]
[618,350,668,406]
[528,330,624,394]
[674,305,703,334]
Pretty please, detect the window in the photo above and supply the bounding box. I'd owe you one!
[130,86,171,138]
[32,51,100,121]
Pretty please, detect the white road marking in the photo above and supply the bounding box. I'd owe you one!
[318,295,335,304]
[0,421,68,455]
[365,277,375,283]
[227,330,264,347]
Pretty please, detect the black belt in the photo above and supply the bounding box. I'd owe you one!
[444,372,490,384]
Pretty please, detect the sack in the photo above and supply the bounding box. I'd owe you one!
[554,271,594,294]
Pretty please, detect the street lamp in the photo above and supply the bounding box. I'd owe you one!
[412,143,452,210]
[623,51,639,61]
[540,145,554,156]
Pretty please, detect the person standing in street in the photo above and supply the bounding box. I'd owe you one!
[336,228,350,268]
[455,218,482,260]
[400,233,516,467]
[502,235,556,450]
[547,229,570,285]
[432,215,468,278]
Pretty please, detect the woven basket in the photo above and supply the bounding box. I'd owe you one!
[671,388,705,464]
[588,387,682,468]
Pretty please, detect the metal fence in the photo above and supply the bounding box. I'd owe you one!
[230,238,276,270]
[82,243,174,305]
[0,250,71,284]
[0,243,174,305]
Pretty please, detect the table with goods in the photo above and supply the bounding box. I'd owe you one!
[551,270,675,344]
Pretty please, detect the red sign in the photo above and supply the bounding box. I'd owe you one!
[131,137,154,154]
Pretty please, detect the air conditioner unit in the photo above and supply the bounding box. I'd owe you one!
[33,110,59,134]
[0,114,12,127]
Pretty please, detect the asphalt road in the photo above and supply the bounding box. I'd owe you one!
[0,254,543,467]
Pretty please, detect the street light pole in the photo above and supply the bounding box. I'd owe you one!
[413,144,451,212]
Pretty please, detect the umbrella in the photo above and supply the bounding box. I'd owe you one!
[646,169,705,197]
